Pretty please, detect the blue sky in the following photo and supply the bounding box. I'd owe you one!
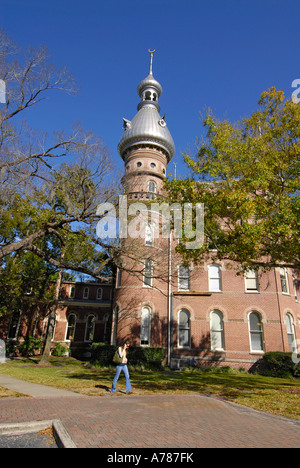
[1,0,300,178]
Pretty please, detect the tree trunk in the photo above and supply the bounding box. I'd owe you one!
[38,251,65,366]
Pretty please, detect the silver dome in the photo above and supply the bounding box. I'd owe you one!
[118,103,175,161]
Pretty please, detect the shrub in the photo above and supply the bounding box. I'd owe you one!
[261,352,300,378]
[18,337,42,357]
[52,342,69,357]
[90,343,115,367]
[90,343,164,369]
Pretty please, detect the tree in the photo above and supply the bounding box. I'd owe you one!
[165,88,300,272]
[0,29,120,281]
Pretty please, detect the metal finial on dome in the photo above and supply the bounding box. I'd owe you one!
[148,49,155,74]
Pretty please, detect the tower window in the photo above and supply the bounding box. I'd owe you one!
[145,91,151,101]
[150,162,156,168]
[143,259,153,287]
[178,265,190,291]
[148,181,156,193]
[137,162,142,168]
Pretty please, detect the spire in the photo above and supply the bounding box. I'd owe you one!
[137,50,162,111]
[148,48,155,74]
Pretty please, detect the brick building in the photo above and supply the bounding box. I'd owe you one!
[112,52,300,369]
[1,54,299,368]
[0,281,113,358]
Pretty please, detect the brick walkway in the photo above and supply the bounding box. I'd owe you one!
[0,393,299,448]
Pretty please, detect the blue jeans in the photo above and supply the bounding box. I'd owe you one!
[111,364,132,393]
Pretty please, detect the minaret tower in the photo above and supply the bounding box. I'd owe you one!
[112,51,176,348]
[118,50,175,199]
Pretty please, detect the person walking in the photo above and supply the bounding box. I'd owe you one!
[111,342,132,394]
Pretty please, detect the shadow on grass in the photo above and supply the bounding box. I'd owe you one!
[65,368,300,397]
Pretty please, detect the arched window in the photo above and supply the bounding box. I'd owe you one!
[208,265,222,292]
[178,265,190,291]
[83,287,89,299]
[85,314,96,342]
[211,310,225,351]
[286,313,296,352]
[70,286,75,299]
[178,309,191,348]
[148,180,157,198]
[248,312,264,352]
[8,311,21,340]
[143,259,153,287]
[66,314,76,341]
[141,306,151,346]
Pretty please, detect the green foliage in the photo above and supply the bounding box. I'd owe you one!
[261,352,300,378]
[0,251,55,318]
[52,342,69,357]
[90,343,164,369]
[165,88,300,271]
[17,336,43,357]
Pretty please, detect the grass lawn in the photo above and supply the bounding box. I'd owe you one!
[0,357,299,420]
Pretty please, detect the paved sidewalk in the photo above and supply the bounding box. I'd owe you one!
[0,375,299,448]
[0,374,85,398]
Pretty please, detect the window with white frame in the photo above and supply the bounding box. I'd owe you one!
[66,313,76,341]
[178,265,190,291]
[97,288,103,300]
[145,222,155,246]
[245,270,259,292]
[208,265,222,292]
[83,287,89,299]
[286,313,296,352]
[141,306,151,346]
[178,309,191,348]
[85,314,95,342]
[211,310,225,351]
[293,278,299,302]
[280,268,289,294]
[248,312,264,352]
[143,259,153,287]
